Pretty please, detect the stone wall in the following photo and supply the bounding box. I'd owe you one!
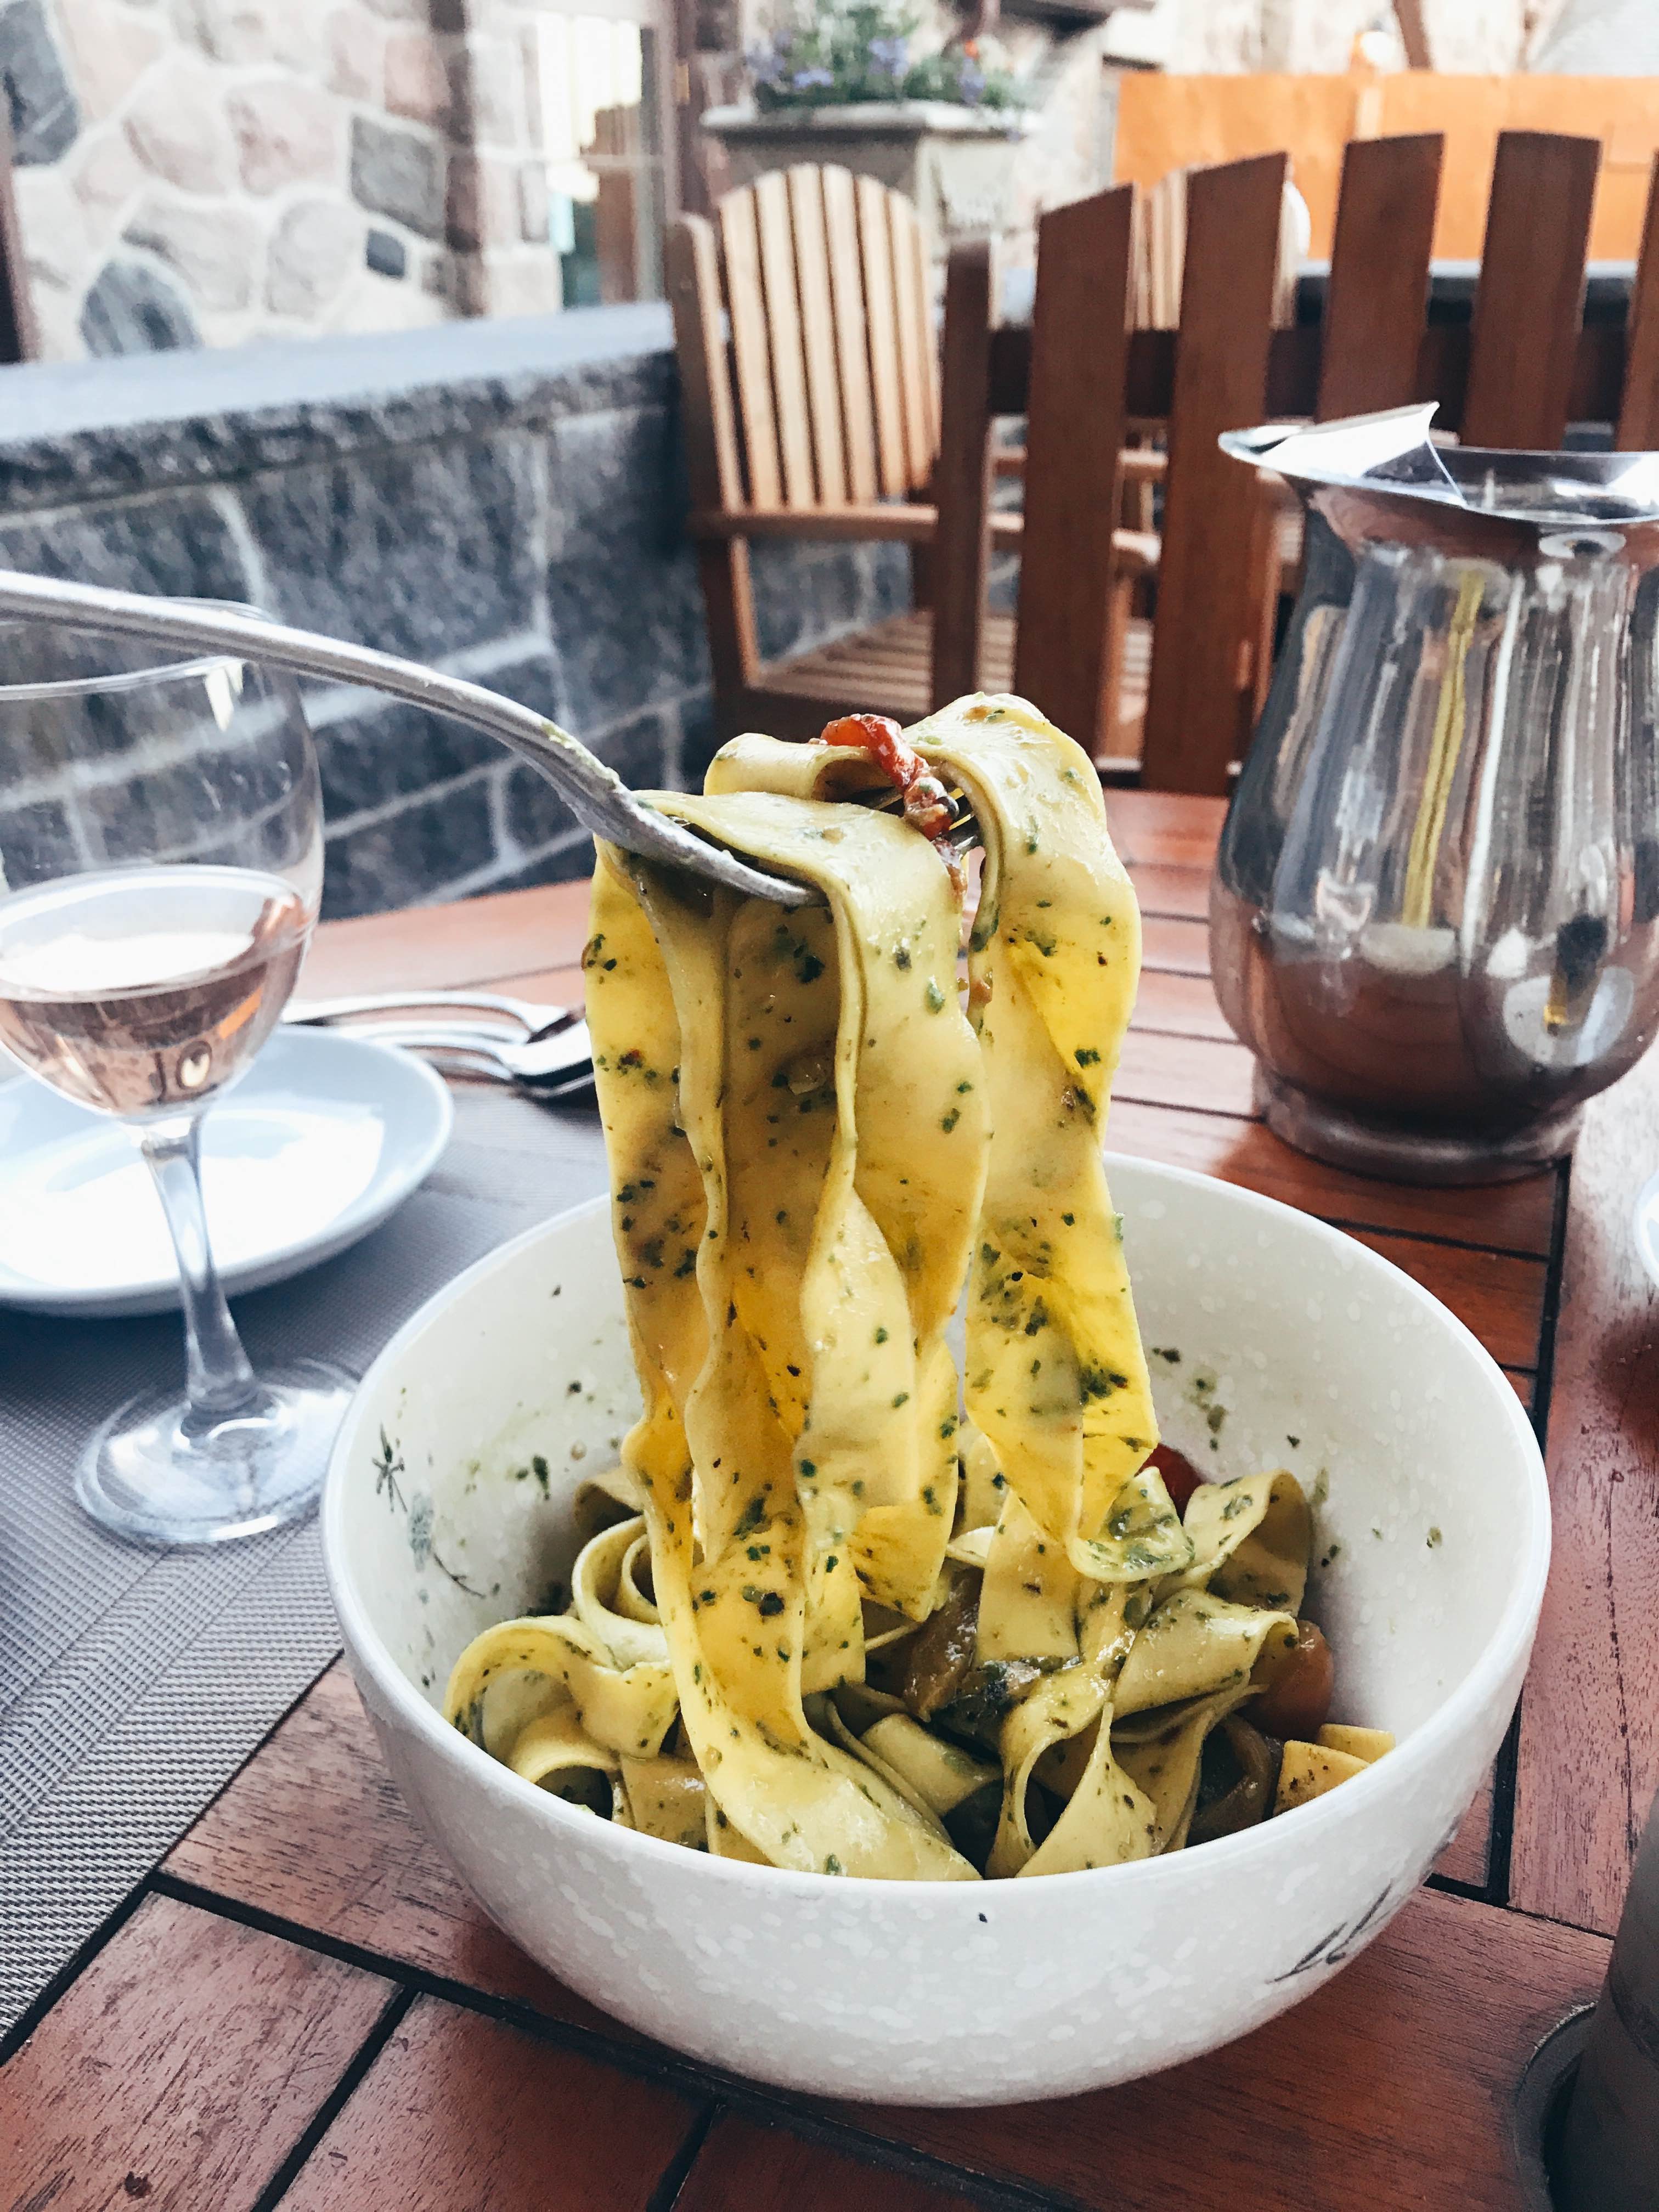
[2,0,1139,363]
[1164,0,1526,69]
[0,303,905,912]
[0,0,565,363]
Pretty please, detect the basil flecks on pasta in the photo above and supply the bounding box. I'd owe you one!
[445,696,1364,1878]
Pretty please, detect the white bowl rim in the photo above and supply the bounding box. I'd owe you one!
[322,1154,1551,1911]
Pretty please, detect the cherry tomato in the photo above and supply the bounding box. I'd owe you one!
[1148,1442,1205,1515]
[1249,1620,1335,1741]
[816,713,917,787]
[816,715,953,846]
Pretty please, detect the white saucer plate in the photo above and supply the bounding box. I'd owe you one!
[1634,1167,1659,1296]
[0,1027,454,1318]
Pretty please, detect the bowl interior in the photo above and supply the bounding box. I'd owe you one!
[331,1160,1546,1767]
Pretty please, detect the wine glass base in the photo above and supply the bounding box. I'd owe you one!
[76,1357,356,1548]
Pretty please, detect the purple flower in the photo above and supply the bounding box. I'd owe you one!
[868,34,907,76]
[792,64,833,90]
[957,58,985,103]
[747,40,787,86]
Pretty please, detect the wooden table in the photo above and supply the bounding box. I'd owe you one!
[7,789,1655,2211]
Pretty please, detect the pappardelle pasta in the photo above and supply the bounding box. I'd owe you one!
[447,696,1389,1878]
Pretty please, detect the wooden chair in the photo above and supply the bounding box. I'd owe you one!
[999,163,1310,765]
[1128,165,1308,332]
[940,154,1293,785]
[665,163,1155,740]
[943,129,1659,795]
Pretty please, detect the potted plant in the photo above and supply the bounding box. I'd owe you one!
[701,3,1031,267]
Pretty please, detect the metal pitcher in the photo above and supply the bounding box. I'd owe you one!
[1211,406,1659,1183]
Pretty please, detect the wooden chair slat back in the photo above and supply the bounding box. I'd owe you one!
[752,169,816,507]
[890,192,939,483]
[820,165,880,503]
[665,213,746,512]
[1135,168,1187,330]
[1142,151,1286,794]
[664,213,760,693]
[1273,182,1304,329]
[1127,187,1148,329]
[786,166,849,506]
[855,173,911,496]
[1318,132,1441,421]
[719,186,783,507]
[1617,155,1659,452]
[930,238,994,708]
[1013,185,1136,754]
[912,209,942,456]
[1132,165,1307,334]
[704,166,938,515]
[1464,131,1599,449]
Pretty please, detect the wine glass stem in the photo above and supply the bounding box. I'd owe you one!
[140,1115,262,1421]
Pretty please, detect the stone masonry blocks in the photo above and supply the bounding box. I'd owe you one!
[543,405,708,731]
[174,0,280,66]
[326,6,383,99]
[266,197,362,317]
[123,195,262,310]
[227,77,340,196]
[320,769,495,919]
[78,256,199,352]
[383,27,450,127]
[53,0,163,125]
[349,111,443,239]
[0,484,254,604]
[239,429,543,662]
[311,687,500,825]
[122,55,235,194]
[0,0,81,165]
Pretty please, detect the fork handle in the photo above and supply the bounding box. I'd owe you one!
[287,988,568,1034]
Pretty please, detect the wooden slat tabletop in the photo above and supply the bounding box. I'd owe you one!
[7,787,1650,2211]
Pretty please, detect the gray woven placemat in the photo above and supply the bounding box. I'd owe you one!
[0,1081,608,2035]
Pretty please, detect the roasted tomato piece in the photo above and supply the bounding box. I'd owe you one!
[898,1569,980,1722]
[1188,1716,1280,1845]
[817,711,915,782]
[1147,1441,1205,1515]
[1249,1619,1335,1741]
[817,713,954,842]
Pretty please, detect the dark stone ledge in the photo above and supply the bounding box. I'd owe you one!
[0,303,676,512]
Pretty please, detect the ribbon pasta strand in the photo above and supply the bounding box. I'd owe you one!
[446,696,1325,1883]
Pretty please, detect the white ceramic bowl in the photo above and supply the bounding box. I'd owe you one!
[323,1160,1550,2106]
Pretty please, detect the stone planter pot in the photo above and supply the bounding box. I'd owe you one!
[701,101,1030,272]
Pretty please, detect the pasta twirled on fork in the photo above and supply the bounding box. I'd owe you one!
[447,697,1374,1878]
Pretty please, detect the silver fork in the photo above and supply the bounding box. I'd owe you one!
[0,567,980,900]
[286,988,573,1038]
[340,1018,595,1094]
[0,570,813,906]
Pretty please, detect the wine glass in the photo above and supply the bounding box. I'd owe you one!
[0,608,354,1546]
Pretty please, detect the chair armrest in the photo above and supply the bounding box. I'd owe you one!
[1111,528,1160,577]
[689,507,1145,571]
[689,504,938,545]
[994,448,1164,484]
